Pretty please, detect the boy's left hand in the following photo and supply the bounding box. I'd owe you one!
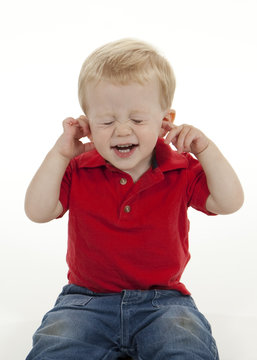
[161,120,244,215]
[161,121,209,156]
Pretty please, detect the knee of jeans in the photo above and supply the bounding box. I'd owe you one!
[35,306,89,342]
[155,307,211,338]
[35,294,94,338]
[174,311,206,333]
[35,317,73,338]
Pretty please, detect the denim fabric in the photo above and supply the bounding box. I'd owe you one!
[26,284,219,360]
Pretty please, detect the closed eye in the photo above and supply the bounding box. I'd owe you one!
[103,121,114,125]
[131,119,143,124]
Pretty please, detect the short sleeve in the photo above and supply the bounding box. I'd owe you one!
[185,153,216,216]
[56,160,73,218]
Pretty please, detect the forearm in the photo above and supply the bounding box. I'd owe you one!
[196,140,244,214]
[25,149,70,222]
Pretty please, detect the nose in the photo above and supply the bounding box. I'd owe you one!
[114,120,132,137]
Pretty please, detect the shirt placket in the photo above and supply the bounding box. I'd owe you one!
[118,168,164,220]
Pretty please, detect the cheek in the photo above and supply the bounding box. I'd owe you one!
[88,127,101,147]
[154,119,164,138]
[138,129,160,150]
[141,122,162,138]
[90,127,111,148]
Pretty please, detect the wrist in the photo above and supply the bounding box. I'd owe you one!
[194,140,222,165]
[48,146,72,165]
[194,141,210,156]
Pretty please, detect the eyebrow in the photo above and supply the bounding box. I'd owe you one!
[97,110,148,117]
[131,107,149,113]
[96,113,115,119]
[130,113,148,118]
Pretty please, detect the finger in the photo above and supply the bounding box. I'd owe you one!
[183,128,198,152]
[76,115,89,125]
[76,115,91,137]
[161,120,176,131]
[176,126,192,152]
[63,117,75,128]
[164,125,183,145]
[63,116,87,127]
[63,116,90,139]
[160,120,172,138]
[62,118,83,139]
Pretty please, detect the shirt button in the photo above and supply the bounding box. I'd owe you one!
[124,205,131,213]
[120,178,127,185]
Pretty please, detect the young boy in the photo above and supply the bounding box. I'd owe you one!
[25,39,243,360]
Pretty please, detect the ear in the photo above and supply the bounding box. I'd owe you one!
[163,109,176,123]
[87,134,93,141]
[87,129,93,142]
[159,109,176,138]
[79,114,93,141]
[87,126,93,141]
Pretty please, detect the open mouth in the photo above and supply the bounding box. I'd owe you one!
[111,143,139,158]
[112,144,138,153]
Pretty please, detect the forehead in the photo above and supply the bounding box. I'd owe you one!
[85,76,162,115]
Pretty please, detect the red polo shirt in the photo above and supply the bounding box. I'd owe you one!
[58,138,214,294]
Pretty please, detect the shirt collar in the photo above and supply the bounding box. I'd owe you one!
[77,137,188,171]
[154,137,188,172]
[77,149,106,169]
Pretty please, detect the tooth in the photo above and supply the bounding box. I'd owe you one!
[118,144,132,148]
[119,149,130,153]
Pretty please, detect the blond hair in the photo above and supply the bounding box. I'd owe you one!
[78,38,176,112]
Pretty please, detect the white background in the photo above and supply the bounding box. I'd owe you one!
[0,0,256,359]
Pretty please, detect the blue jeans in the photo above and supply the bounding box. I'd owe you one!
[26,284,219,359]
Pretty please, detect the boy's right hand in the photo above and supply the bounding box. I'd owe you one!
[54,115,95,160]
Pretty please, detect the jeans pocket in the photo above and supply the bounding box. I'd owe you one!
[54,294,93,309]
[152,290,198,310]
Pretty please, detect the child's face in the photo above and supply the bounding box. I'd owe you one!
[85,76,168,181]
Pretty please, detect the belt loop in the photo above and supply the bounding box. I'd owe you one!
[152,289,159,308]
